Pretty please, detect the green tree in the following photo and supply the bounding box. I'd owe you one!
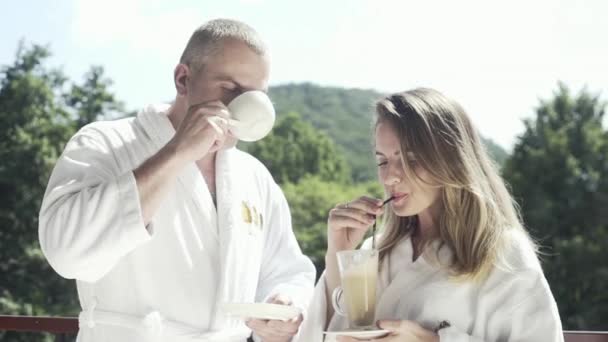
[503,83,608,329]
[245,112,351,184]
[0,42,126,341]
[269,83,380,181]
[65,66,125,130]
[268,83,510,180]
[283,176,383,277]
[482,137,508,166]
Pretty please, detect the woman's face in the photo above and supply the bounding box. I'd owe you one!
[375,121,440,217]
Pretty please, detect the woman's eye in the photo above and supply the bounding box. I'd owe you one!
[377,161,388,167]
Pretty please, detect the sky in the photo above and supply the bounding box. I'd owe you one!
[1,0,607,149]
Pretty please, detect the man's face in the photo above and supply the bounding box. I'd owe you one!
[180,39,270,151]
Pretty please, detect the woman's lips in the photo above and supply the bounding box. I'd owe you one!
[391,193,409,204]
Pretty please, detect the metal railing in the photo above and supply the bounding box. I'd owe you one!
[0,315,78,341]
[0,315,607,341]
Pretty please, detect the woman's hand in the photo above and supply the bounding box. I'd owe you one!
[337,320,439,342]
[327,196,383,254]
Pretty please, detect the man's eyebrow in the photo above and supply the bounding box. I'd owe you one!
[218,75,267,93]
[217,75,244,89]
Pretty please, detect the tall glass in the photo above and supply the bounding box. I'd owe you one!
[331,249,378,329]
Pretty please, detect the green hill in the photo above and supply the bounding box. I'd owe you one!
[267,83,508,181]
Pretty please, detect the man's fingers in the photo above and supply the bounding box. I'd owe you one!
[267,320,299,334]
[247,318,296,339]
[269,294,292,306]
[206,116,228,136]
[247,297,302,339]
[207,116,228,128]
[187,100,227,115]
[245,319,267,330]
[290,313,303,324]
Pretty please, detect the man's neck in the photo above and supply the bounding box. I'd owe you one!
[196,153,216,173]
[167,99,187,131]
[197,153,217,202]
[168,97,217,196]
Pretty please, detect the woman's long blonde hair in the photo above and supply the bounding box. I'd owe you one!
[375,88,535,280]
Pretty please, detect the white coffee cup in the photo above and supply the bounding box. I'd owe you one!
[226,90,276,142]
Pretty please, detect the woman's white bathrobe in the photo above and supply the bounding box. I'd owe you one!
[38,104,316,342]
[298,231,563,341]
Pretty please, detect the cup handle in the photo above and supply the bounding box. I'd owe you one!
[331,286,346,316]
[207,116,240,128]
[225,118,240,127]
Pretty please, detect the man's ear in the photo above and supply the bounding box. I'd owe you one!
[174,63,190,96]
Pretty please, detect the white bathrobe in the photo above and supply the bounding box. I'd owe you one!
[298,230,563,342]
[39,104,316,342]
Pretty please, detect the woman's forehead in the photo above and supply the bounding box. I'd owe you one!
[375,122,400,147]
[375,122,417,159]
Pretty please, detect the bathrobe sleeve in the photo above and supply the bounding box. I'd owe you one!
[38,125,151,283]
[293,271,332,342]
[438,270,563,342]
[255,181,316,312]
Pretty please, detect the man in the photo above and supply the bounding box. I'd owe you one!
[38,19,315,342]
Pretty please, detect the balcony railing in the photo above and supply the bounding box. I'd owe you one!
[0,315,607,341]
[0,315,78,341]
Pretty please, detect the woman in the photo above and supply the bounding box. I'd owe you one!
[297,88,563,341]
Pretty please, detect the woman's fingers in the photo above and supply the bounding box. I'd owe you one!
[329,212,372,230]
[342,197,383,215]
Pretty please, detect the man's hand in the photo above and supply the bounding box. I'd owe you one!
[167,100,233,163]
[246,294,303,342]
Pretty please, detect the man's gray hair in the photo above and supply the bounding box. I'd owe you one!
[179,18,267,72]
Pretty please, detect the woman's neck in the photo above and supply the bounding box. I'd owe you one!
[417,207,439,242]
[412,204,441,260]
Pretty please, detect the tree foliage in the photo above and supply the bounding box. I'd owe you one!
[268,83,510,181]
[503,83,608,329]
[245,111,351,184]
[283,176,382,277]
[1,41,605,340]
[0,43,124,341]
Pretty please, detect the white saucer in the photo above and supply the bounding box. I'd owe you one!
[323,329,390,339]
[220,302,301,321]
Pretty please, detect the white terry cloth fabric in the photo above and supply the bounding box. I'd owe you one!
[297,230,563,342]
[39,104,316,341]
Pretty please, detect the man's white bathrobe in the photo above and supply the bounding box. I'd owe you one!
[298,230,563,341]
[39,104,316,342]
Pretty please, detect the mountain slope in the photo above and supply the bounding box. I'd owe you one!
[268,83,508,181]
